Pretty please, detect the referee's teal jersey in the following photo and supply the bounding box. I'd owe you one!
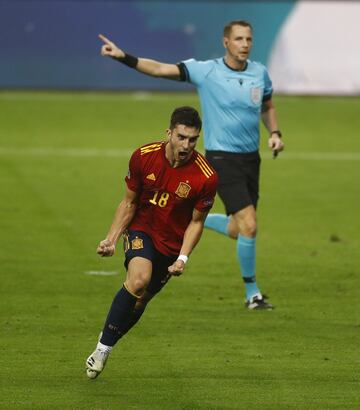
[182,58,273,153]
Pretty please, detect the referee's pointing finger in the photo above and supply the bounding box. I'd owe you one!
[98,34,112,45]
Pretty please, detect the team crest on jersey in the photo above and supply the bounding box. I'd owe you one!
[250,87,262,104]
[131,237,144,250]
[175,182,191,198]
[146,173,156,181]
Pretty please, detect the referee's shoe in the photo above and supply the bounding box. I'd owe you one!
[246,293,274,310]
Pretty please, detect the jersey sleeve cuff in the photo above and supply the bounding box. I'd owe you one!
[177,62,189,82]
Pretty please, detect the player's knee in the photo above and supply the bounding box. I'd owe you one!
[133,279,147,295]
[125,275,149,297]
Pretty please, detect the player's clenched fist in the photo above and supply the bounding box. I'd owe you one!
[97,239,116,257]
[168,260,185,276]
[98,34,124,60]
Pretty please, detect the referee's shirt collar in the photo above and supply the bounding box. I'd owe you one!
[222,58,248,72]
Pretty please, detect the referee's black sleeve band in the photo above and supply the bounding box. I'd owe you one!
[115,53,138,68]
[177,62,189,82]
[262,92,273,102]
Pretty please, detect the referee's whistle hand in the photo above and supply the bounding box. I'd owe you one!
[268,136,284,155]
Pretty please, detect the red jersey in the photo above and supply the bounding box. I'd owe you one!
[125,141,218,256]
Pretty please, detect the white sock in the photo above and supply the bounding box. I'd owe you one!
[96,341,112,353]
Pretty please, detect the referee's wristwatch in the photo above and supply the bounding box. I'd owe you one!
[270,130,282,138]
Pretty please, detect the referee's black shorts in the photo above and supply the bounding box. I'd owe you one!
[206,150,261,215]
[123,230,177,295]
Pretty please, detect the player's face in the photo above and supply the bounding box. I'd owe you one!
[167,124,199,166]
[223,25,253,64]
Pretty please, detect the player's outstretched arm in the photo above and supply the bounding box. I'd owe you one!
[168,209,208,276]
[98,34,181,80]
[97,186,138,257]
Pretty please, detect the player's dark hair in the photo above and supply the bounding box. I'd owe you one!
[223,20,253,37]
[170,106,202,131]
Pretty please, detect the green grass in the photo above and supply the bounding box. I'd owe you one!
[0,91,359,409]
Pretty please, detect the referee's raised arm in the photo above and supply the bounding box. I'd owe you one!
[98,34,182,80]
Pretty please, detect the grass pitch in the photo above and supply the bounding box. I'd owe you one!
[0,91,359,409]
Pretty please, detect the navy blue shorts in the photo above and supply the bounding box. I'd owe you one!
[206,150,260,214]
[123,230,177,295]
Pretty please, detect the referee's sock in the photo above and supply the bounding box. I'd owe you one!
[204,213,230,236]
[237,235,260,300]
[100,286,138,347]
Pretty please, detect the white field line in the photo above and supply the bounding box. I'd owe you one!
[0,146,360,160]
[84,270,119,276]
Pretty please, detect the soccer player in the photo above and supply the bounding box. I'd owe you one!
[85,106,218,379]
[98,20,284,310]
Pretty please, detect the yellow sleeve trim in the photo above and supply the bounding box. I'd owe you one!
[140,143,163,155]
[195,155,214,178]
